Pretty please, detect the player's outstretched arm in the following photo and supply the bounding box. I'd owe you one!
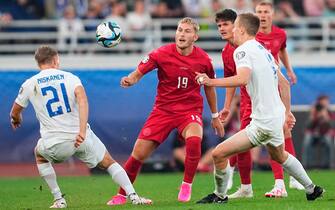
[279,48,297,85]
[120,68,144,88]
[196,68,250,87]
[74,86,88,147]
[10,102,24,130]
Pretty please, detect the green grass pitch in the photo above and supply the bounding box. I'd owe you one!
[0,170,333,209]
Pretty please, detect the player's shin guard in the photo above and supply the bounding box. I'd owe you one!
[183,136,201,183]
[229,155,237,168]
[37,162,62,200]
[282,153,314,193]
[214,165,229,197]
[118,156,143,196]
[270,159,284,180]
[107,162,136,196]
[237,151,252,184]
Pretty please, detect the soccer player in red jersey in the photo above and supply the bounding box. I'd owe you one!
[107,17,224,205]
[255,1,304,197]
[214,9,254,199]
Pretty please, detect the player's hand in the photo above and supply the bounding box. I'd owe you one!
[10,117,21,130]
[75,134,85,148]
[120,76,134,88]
[285,111,296,131]
[195,72,211,86]
[211,117,225,137]
[287,71,297,85]
[219,108,230,124]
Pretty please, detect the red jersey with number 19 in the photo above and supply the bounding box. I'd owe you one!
[138,43,215,114]
[222,42,252,129]
[256,25,287,62]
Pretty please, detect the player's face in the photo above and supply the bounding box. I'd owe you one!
[216,19,234,41]
[232,18,243,46]
[175,23,198,50]
[255,5,273,29]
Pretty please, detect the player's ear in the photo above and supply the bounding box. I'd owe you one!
[194,33,199,42]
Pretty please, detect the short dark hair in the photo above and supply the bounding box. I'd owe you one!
[237,13,260,36]
[215,9,237,23]
[34,45,58,66]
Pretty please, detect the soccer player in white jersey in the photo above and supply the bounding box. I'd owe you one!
[195,13,324,204]
[10,46,152,208]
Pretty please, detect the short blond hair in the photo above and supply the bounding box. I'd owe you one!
[178,17,200,33]
[256,1,274,9]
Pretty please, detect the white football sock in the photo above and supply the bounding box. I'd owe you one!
[213,165,229,198]
[107,162,136,196]
[241,184,252,191]
[274,179,285,189]
[282,154,314,194]
[37,162,62,200]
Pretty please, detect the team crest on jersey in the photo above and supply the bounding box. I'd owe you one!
[141,55,149,63]
[236,51,246,60]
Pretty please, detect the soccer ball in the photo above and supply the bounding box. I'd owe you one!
[96,21,122,48]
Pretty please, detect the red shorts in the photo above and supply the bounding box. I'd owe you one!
[138,109,203,143]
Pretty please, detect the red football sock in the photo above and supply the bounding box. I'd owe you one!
[183,136,201,183]
[118,156,143,196]
[237,150,252,184]
[230,155,237,167]
[284,137,296,156]
[270,158,284,180]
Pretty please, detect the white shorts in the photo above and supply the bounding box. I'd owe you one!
[245,117,284,147]
[36,127,106,168]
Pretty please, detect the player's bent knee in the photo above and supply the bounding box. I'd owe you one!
[212,148,227,161]
[98,152,116,169]
[270,153,286,164]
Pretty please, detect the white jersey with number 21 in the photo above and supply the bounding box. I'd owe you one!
[15,68,82,138]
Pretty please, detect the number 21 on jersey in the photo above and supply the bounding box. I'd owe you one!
[41,83,71,117]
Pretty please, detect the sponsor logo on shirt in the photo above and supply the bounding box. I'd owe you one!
[142,55,149,63]
[236,51,246,60]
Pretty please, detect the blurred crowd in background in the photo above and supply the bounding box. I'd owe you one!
[0,0,335,54]
[1,0,335,26]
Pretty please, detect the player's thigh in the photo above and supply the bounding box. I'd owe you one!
[181,123,203,139]
[132,139,159,161]
[36,138,76,163]
[213,130,253,158]
[75,129,107,169]
[178,113,203,139]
